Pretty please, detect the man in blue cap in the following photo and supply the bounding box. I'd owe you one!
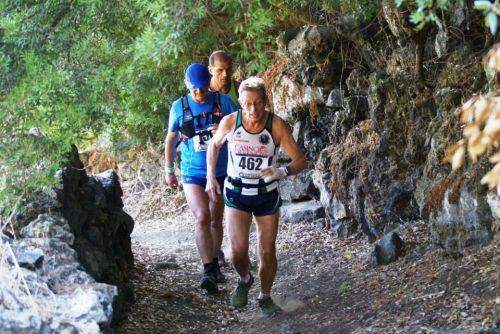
[164,63,237,293]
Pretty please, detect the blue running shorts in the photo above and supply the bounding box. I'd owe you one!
[182,175,226,190]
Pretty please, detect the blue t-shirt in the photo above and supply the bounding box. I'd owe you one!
[168,92,237,177]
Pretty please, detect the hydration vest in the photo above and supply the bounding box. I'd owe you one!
[180,92,222,138]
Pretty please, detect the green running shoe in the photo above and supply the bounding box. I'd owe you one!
[230,274,254,308]
[258,296,282,317]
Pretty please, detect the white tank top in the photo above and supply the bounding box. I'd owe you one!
[226,110,278,196]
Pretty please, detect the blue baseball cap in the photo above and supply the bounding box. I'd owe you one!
[185,63,211,89]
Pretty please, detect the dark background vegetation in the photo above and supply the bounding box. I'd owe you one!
[0,0,496,216]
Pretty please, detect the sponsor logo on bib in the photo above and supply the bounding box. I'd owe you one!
[234,144,267,157]
[259,133,270,145]
[239,171,260,179]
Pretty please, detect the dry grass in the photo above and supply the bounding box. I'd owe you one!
[80,142,182,222]
[116,143,188,222]
[80,146,118,174]
[123,186,186,222]
[327,119,380,197]
[0,202,40,317]
[424,176,464,215]
[259,57,288,111]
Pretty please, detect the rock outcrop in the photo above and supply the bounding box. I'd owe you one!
[1,216,117,333]
[4,146,134,332]
[55,148,134,321]
[280,199,325,225]
[267,7,495,257]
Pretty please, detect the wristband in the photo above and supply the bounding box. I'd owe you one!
[165,164,175,174]
[284,166,291,176]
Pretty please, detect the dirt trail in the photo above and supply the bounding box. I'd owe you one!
[117,189,496,334]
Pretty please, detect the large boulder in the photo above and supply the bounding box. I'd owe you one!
[1,215,118,333]
[6,145,134,327]
[280,200,325,224]
[54,146,134,323]
[426,179,493,256]
[279,170,317,202]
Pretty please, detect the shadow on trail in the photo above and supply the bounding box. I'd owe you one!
[117,206,495,334]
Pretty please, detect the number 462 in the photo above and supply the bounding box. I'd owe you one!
[238,157,263,170]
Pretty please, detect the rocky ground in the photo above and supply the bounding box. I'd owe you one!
[116,187,497,334]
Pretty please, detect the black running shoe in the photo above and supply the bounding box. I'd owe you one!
[214,264,226,283]
[218,250,227,267]
[200,271,218,293]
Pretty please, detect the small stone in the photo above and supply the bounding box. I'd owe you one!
[312,218,326,229]
[279,170,316,202]
[325,89,344,109]
[371,231,404,267]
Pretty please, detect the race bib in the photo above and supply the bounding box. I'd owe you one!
[193,132,213,152]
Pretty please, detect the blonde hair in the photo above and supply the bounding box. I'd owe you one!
[238,76,267,100]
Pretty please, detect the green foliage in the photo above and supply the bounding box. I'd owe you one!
[0,0,139,215]
[338,281,349,294]
[396,0,499,33]
[474,0,500,35]
[338,0,381,23]
[343,250,354,260]
[0,0,383,217]
[395,0,457,30]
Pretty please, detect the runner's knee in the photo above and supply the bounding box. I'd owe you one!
[259,249,276,263]
[194,211,211,227]
[231,242,248,257]
[210,219,222,229]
